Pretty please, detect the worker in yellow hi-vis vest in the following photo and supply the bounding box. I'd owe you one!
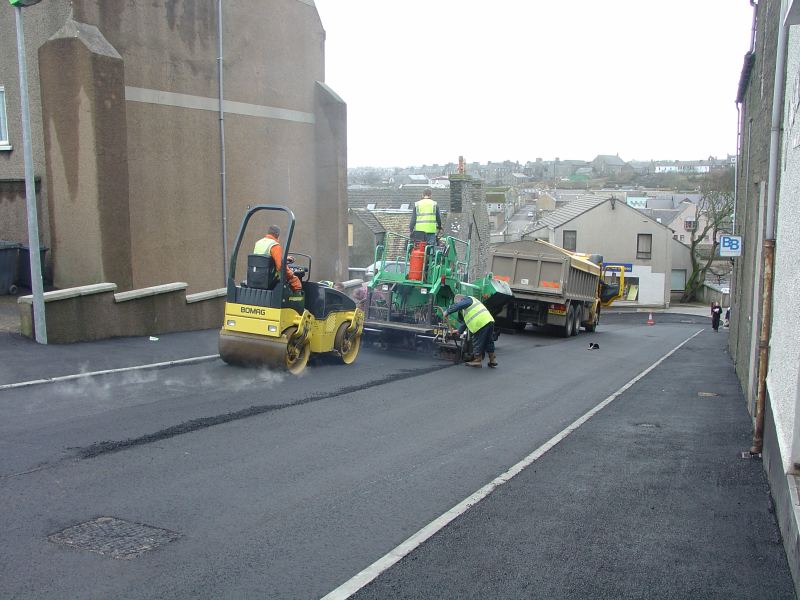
[409,188,442,245]
[253,225,302,291]
[444,294,497,368]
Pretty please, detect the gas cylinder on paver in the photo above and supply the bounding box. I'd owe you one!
[408,241,426,280]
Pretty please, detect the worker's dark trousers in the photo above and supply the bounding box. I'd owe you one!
[472,322,495,357]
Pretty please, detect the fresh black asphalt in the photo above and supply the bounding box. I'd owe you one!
[351,322,795,600]
[0,314,794,599]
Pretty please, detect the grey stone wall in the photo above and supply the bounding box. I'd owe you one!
[730,0,781,409]
[446,174,490,281]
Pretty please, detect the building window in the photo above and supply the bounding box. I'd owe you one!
[0,86,10,150]
[637,234,652,260]
[347,223,353,247]
[562,230,577,252]
[684,220,697,231]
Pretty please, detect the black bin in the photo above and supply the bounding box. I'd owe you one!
[0,241,21,295]
[17,245,48,289]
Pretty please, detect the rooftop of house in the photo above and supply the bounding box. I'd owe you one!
[348,187,451,212]
[646,194,701,209]
[528,193,681,241]
[529,195,610,232]
[637,208,683,227]
[593,154,627,166]
[350,208,386,235]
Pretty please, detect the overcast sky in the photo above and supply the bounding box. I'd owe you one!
[313,1,755,168]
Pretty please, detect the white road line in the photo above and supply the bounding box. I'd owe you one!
[0,355,220,392]
[320,328,705,600]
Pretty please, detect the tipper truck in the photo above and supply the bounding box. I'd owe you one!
[490,239,624,337]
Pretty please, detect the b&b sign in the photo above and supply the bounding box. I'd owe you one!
[719,235,743,257]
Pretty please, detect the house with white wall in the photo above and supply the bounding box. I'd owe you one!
[524,195,692,307]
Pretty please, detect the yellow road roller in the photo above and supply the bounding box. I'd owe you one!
[219,205,364,374]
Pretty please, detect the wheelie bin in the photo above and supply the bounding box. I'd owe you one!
[0,241,21,295]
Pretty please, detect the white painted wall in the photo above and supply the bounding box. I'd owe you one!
[626,265,665,305]
[771,31,800,473]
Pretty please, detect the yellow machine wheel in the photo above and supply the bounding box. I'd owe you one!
[334,321,361,364]
[284,327,311,375]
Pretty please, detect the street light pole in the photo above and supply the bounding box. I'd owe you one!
[11,0,47,343]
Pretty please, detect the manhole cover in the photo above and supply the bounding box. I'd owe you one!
[48,517,180,559]
[698,392,720,397]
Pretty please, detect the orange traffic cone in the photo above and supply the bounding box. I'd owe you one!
[647,312,655,326]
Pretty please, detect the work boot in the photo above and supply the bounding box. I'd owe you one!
[488,353,498,368]
[465,357,482,368]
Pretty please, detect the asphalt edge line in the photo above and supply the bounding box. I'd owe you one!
[0,355,220,392]
[320,328,705,600]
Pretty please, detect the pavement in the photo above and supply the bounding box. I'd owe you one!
[0,302,794,599]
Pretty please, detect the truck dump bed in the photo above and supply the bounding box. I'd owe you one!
[490,239,600,304]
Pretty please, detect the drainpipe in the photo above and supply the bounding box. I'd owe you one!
[217,0,229,283]
[752,0,787,454]
[734,104,741,234]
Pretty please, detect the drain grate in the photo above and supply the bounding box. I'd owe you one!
[48,517,180,559]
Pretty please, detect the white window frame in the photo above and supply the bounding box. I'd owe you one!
[0,86,11,151]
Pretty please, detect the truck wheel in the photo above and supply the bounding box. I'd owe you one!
[585,312,599,332]
[561,306,574,338]
[571,309,580,336]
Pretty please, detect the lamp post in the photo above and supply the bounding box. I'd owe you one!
[10,0,47,343]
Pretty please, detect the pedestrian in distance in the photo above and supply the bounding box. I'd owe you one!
[724,306,731,328]
[711,301,722,332]
[444,294,497,368]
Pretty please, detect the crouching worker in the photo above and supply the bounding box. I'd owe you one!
[444,294,497,368]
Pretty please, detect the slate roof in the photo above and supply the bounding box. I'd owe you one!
[646,193,701,209]
[593,154,627,166]
[348,187,451,212]
[526,193,681,239]
[351,209,385,235]
[637,208,683,227]
[529,195,610,231]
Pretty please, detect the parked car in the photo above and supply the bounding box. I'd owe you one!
[526,211,534,218]
[363,260,407,279]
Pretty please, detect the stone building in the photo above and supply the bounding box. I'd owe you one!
[0,0,346,293]
[731,0,800,593]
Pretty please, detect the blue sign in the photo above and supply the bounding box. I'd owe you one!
[719,235,743,257]
[604,262,632,272]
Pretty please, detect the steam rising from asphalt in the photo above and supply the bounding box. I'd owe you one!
[55,360,285,400]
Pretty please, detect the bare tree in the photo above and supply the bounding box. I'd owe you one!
[681,168,734,302]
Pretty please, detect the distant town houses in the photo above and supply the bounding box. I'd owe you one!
[346,154,735,305]
[349,155,736,189]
